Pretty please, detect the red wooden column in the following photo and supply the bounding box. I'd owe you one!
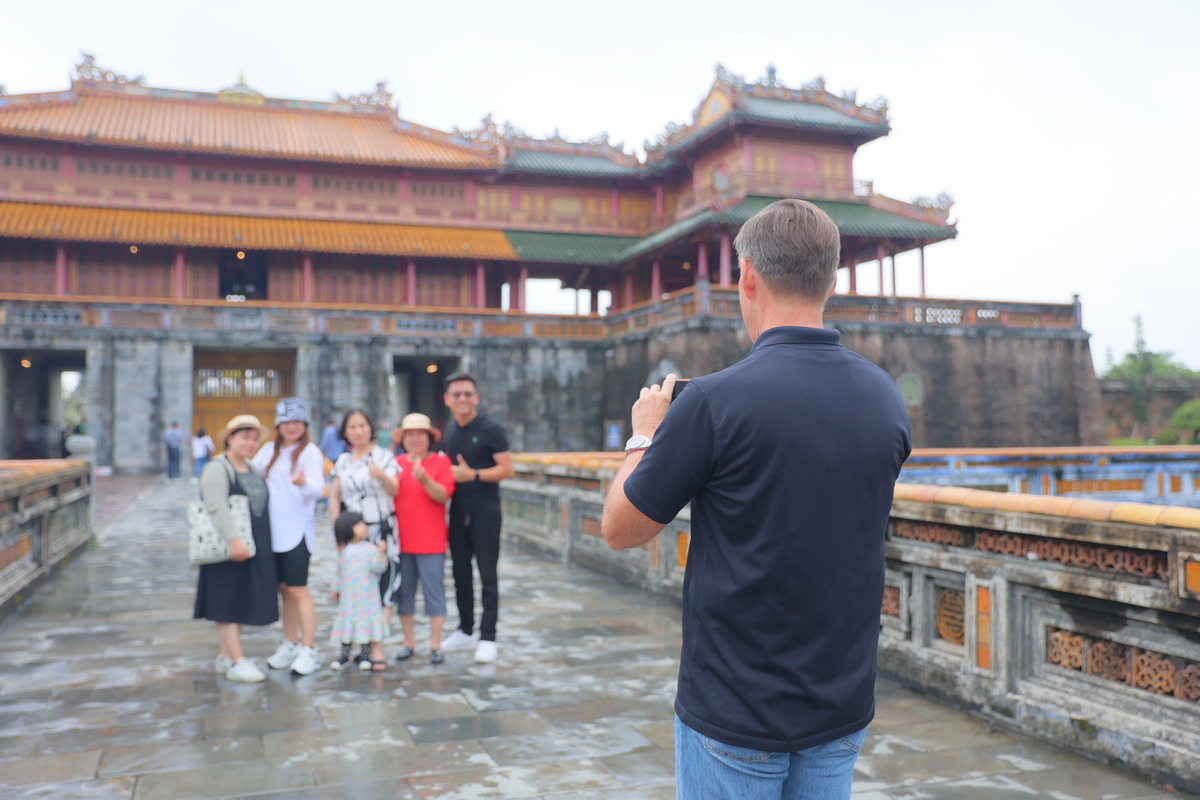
[609,276,621,311]
[173,248,186,299]
[301,254,314,303]
[846,238,858,295]
[405,258,417,306]
[516,264,528,312]
[590,280,600,314]
[623,272,634,308]
[55,244,68,296]
[696,242,709,282]
[876,242,886,297]
[654,184,665,217]
[475,261,486,309]
[918,243,927,298]
[719,234,733,285]
[650,260,662,300]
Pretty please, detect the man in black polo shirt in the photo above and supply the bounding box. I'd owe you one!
[439,371,515,664]
[602,199,911,799]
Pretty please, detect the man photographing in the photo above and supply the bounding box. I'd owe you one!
[602,199,911,799]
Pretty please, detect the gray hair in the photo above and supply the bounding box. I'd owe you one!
[733,199,841,301]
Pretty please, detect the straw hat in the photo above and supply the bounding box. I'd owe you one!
[216,414,270,447]
[395,412,441,443]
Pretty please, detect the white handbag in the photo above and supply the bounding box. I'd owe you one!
[188,460,256,565]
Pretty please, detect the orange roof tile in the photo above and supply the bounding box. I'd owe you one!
[0,90,497,169]
[0,201,519,260]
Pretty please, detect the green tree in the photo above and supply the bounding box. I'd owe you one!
[1170,399,1200,444]
[1103,316,1199,440]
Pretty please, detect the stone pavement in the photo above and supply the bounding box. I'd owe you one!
[0,478,1192,799]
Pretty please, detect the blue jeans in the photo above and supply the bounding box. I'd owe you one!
[193,456,209,480]
[166,446,181,479]
[674,715,865,800]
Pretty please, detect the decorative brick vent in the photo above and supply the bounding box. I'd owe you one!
[935,587,965,645]
[892,521,1168,581]
[1047,627,1200,702]
[881,585,901,617]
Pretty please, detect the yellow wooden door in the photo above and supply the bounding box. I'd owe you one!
[192,351,294,452]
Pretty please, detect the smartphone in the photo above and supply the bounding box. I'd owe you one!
[671,378,690,402]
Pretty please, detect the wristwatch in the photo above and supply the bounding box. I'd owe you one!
[624,435,653,453]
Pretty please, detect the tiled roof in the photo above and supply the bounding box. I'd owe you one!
[504,231,639,264]
[506,149,639,177]
[740,96,890,136]
[0,201,519,259]
[616,196,955,262]
[0,92,496,168]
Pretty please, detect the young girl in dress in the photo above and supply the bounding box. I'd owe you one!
[329,511,389,671]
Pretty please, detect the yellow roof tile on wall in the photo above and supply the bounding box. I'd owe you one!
[0,201,519,260]
[0,94,496,168]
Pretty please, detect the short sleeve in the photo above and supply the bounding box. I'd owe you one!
[623,385,716,525]
[488,421,510,455]
[376,447,399,477]
[431,453,456,497]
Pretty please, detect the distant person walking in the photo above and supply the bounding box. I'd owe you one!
[319,418,345,463]
[391,413,456,664]
[164,421,183,482]
[328,409,400,627]
[440,372,514,664]
[191,428,214,484]
[193,414,278,683]
[253,398,326,677]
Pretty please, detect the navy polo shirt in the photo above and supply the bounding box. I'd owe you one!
[442,413,510,512]
[624,325,911,752]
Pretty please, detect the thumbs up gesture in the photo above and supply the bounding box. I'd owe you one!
[451,454,475,483]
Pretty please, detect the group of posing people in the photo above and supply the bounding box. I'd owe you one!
[192,371,514,683]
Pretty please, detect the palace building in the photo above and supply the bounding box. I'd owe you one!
[0,56,1101,470]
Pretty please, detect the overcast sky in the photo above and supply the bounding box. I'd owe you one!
[4,0,1197,372]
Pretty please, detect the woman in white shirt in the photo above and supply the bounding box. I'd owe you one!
[329,408,400,628]
[190,428,215,484]
[252,397,326,676]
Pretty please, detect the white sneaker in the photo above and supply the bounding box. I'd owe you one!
[225,659,266,683]
[266,640,299,670]
[474,640,498,664]
[290,645,320,676]
[214,655,232,673]
[441,630,476,651]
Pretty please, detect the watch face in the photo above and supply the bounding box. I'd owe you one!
[625,435,652,451]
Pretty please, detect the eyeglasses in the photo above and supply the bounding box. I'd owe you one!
[448,391,476,399]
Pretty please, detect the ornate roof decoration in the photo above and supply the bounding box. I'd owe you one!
[645,63,890,159]
[333,81,394,109]
[453,114,637,170]
[74,53,145,87]
[218,74,265,106]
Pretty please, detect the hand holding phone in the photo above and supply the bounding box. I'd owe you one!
[671,378,690,402]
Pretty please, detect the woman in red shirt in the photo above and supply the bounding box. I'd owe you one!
[392,413,456,664]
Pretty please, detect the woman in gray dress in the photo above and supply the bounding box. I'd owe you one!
[193,414,279,683]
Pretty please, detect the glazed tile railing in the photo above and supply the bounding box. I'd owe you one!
[0,459,92,620]
[901,446,1200,507]
[502,454,1200,792]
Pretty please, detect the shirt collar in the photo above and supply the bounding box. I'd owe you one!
[750,325,841,352]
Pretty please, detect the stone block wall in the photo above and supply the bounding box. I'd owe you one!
[602,319,1106,448]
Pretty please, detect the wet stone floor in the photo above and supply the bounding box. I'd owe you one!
[0,478,1193,799]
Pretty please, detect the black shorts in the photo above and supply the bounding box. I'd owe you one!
[274,540,311,587]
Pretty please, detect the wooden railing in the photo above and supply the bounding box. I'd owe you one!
[0,460,93,620]
[500,454,1200,792]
